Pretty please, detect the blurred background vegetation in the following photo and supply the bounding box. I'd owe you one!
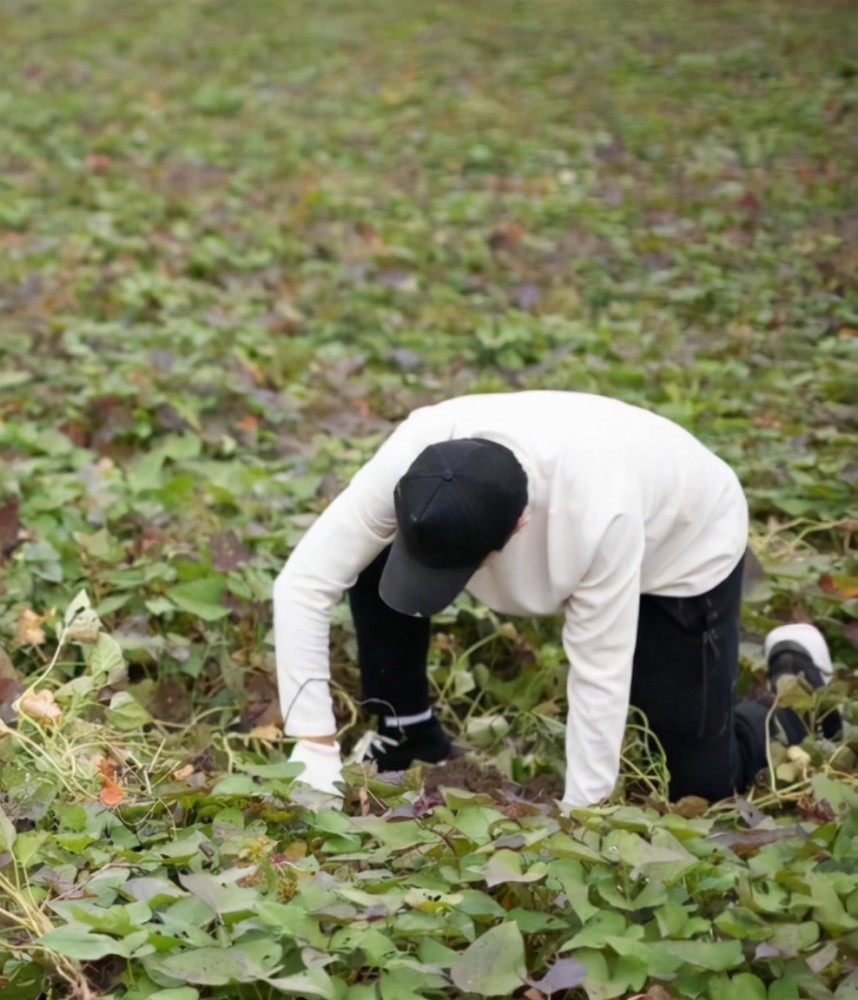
[1,0,855,715]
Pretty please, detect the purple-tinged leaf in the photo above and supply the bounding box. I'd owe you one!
[525,958,587,995]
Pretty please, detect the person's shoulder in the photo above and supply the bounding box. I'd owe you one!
[397,392,515,427]
[400,392,642,442]
[421,390,596,414]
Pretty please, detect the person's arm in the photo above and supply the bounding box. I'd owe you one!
[560,513,645,807]
[273,491,394,737]
[273,412,437,741]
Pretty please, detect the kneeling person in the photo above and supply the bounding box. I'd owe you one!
[273,391,833,805]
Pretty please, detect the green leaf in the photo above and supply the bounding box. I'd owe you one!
[237,760,304,780]
[12,830,50,866]
[0,961,48,1000]
[606,937,685,977]
[709,972,767,1000]
[106,691,153,731]
[449,921,526,996]
[62,588,96,629]
[659,939,744,972]
[549,859,600,922]
[545,831,604,864]
[166,578,230,621]
[379,963,449,1000]
[403,887,466,918]
[329,926,399,966]
[804,872,858,934]
[0,804,17,852]
[507,906,570,932]
[483,849,547,887]
[40,925,151,960]
[158,903,220,947]
[210,774,262,797]
[354,817,440,850]
[128,452,169,495]
[834,972,858,1000]
[88,633,126,683]
[560,910,629,951]
[811,773,858,815]
[713,904,773,941]
[155,830,211,862]
[568,949,642,1000]
[444,801,505,836]
[123,876,188,906]
[145,597,177,616]
[60,899,152,936]
[161,435,203,462]
[254,901,328,949]
[417,939,460,969]
[767,921,820,957]
[769,978,803,1000]
[263,970,336,999]
[603,829,698,880]
[55,673,96,701]
[3,770,58,824]
[144,940,281,986]
[178,868,260,916]
[0,371,32,388]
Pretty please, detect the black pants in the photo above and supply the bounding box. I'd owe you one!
[348,548,790,801]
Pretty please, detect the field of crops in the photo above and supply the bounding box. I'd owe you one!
[1,1,857,997]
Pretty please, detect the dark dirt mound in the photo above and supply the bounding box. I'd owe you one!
[518,772,564,802]
[422,757,564,804]
[422,757,508,796]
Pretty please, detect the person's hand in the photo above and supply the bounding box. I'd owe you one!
[289,739,344,806]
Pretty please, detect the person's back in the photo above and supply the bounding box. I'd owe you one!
[395,391,747,602]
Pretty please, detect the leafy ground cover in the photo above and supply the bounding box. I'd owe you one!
[1,0,857,997]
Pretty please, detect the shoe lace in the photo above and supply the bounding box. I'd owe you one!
[345,729,400,765]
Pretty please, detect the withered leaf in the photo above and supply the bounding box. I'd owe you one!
[0,498,21,561]
[210,530,251,572]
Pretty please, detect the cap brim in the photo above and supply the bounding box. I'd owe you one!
[379,539,477,617]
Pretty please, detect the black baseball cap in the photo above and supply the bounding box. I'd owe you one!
[379,438,528,617]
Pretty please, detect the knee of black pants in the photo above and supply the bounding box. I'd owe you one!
[632,614,736,742]
[631,559,745,800]
[664,731,740,802]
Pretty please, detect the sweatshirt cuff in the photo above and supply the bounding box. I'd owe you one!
[279,672,337,737]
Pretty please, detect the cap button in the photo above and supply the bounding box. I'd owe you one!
[442,470,454,481]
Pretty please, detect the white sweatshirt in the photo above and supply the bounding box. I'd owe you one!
[273,391,748,806]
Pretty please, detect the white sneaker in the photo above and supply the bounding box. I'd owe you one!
[765,623,833,687]
[765,623,841,740]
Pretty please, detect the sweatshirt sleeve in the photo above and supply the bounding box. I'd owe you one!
[272,416,433,737]
[560,513,645,807]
